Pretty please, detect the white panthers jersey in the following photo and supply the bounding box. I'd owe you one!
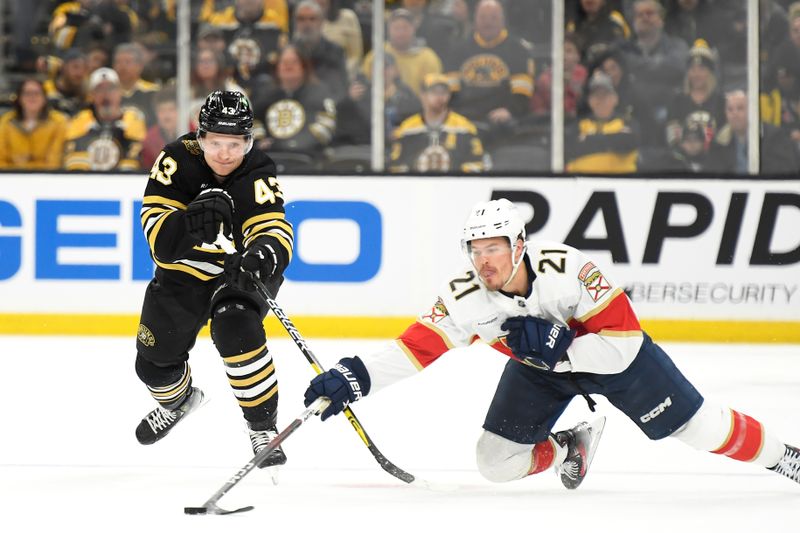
[361,240,644,394]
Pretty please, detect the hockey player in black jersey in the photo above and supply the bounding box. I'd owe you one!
[134,90,294,471]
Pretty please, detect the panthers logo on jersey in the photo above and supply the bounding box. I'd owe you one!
[579,261,612,302]
[267,99,305,139]
[422,297,449,324]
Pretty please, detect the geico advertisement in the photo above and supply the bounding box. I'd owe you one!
[0,175,798,320]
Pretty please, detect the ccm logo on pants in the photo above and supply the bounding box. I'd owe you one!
[640,396,673,423]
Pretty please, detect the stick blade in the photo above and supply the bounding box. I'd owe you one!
[184,504,255,516]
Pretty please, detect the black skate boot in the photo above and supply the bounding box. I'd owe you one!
[135,387,205,445]
[248,422,287,469]
[768,444,800,484]
[554,416,606,490]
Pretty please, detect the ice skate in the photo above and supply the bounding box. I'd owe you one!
[135,387,205,445]
[249,422,287,484]
[554,416,606,490]
[768,444,800,484]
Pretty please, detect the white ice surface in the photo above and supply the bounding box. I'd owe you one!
[0,335,798,532]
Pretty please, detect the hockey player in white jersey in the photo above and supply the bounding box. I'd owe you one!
[304,198,800,488]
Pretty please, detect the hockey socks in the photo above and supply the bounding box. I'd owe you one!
[528,436,567,475]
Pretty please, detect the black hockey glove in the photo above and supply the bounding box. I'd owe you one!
[224,242,278,291]
[501,316,576,371]
[185,188,234,244]
[304,357,371,421]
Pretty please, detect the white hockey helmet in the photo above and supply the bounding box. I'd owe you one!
[460,198,528,289]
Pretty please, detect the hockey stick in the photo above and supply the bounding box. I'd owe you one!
[215,231,417,485]
[185,396,330,515]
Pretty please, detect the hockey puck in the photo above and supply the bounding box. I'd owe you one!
[184,507,208,515]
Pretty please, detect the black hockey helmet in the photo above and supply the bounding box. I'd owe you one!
[198,90,253,137]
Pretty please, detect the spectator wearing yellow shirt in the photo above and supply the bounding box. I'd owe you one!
[0,78,69,170]
[361,8,442,98]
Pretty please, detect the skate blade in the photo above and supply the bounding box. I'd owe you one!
[266,465,280,485]
[584,416,607,473]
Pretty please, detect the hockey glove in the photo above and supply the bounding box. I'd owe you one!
[501,316,575,371]
[185,188,234,244]
[304,357,371,421]
[224,242,278,291]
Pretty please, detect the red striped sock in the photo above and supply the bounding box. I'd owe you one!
[528,438,556,475]
[712,409,765,462]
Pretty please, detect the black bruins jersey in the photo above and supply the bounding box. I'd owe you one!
[446,29,534,122]
[389,111,485,173]
[141,133,294,284]
[254,83,336,153]
[63,107,146,171]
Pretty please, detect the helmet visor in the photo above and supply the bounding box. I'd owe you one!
[465,239,513,268]
[197,131,253,157]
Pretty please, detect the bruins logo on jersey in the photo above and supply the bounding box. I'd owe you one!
[267,99,305,139]
[182,138,202,155]
[137,324,156,347]
[229,38,262,69]
[461,54,510,87]
[416,144,451,172]
[87,136,122,170]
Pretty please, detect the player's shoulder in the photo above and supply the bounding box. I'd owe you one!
[526,239,589,278]
[394,114,425,137]
[134,79,160,93]
[0,110,15,126]
[242,149,278,179]
[120,107,147,139]
[65,109,95,139]
[152,133,209,188]
[443,112,478,134]
[162,133,203,160]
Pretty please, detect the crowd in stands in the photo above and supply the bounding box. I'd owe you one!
[1,0,799,174]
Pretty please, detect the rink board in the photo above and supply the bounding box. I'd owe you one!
[0,173,798,341]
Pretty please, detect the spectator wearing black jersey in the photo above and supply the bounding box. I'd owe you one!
[292,0,349,102]
[566,71,639,174]
[566,0,630,62]
[619,0,689,127]
[251,44,336,169]
[389,73,486,173]
[665,39,725,150]
[43,48,89,118]
[709,89,800,174]
[62,67,146,171]
[446,0,534,146]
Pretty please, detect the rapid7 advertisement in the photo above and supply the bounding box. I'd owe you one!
[0,174,798,322]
